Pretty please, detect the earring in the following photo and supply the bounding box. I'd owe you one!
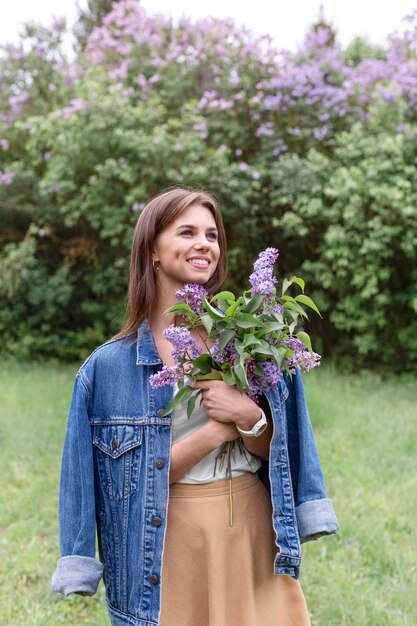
[153,259,160,271]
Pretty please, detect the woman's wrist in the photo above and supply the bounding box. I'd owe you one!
[234,405,263,431]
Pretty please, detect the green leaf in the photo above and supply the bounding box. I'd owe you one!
[165,303,194,314]
[294,294,322,317]
[201,295,225,320]
[211,291,236,303]
[288,321,297,335]
[252,344,274,357]
[290,276,305,293]
[163,384,193,415]
[235,313,265,329]
[186,391,200,418]
[262,321,285,332]
[296,331,313,353]
[191,353,215,374]
[222,363,235,386]
[225,300,240,316]
[282,278,292,296]
[200,313,213,334]
[233,362,247,393]
[270,346,287,367]
[195,371,223,380]
[243,333,261,348]
[241,293,264,314]
[283,300,308,318]
[219,328,235,352]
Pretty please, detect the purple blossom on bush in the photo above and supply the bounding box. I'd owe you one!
[163,325,202,362]
[0,139,9,151]
[55,98,89,119]
[0,171,15,185]
[175,283,208,315]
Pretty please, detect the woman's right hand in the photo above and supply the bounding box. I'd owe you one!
[205,418,240,448]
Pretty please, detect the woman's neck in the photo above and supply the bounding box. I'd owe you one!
[149,285,179,332]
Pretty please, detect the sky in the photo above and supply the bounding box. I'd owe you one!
[1,0,416,53]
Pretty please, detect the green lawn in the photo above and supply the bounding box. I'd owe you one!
[0,361,416,625]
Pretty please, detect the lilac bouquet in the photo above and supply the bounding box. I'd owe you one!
[150,248,321,416]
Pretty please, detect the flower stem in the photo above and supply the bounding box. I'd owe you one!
[229,475,233,527]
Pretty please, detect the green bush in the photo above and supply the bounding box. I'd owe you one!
[1,3,416,369]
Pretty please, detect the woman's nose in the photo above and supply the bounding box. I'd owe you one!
[194,235,209,249]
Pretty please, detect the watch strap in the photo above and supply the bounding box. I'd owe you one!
[236,409,268,437]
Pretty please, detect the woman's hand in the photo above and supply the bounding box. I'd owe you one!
[169,419,240,484]
[190,379,273,461]
[190,379,261,431]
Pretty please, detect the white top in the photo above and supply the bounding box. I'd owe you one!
[171,385,262,484]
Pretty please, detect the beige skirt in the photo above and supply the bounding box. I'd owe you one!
[160,472,311,626]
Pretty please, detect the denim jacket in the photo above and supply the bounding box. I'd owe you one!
[51,321,338,626]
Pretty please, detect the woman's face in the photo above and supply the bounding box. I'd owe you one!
[153,204,221,293]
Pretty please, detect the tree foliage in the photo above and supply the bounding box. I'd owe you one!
[0,1,416,368]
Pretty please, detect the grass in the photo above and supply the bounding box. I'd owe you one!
[0,361,416,625]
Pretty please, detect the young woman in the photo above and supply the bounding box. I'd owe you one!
[51,186,338,626]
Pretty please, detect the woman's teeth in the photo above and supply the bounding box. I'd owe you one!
[188,259,208,266]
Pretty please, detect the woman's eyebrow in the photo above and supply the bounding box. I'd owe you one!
[176,224,218,231]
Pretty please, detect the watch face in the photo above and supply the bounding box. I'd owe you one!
[254,422,268,436]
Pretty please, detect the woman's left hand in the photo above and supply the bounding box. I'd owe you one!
[190,379,261,431]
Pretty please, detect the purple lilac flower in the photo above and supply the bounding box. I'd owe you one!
[0,171,15,185]
[175,283,208,315]
[210,334,238,365]
[253,248,279,271]
[0,139,10,151]
[249,248,279,297]
[247,359,282,400]
[149,364,182,388]
[282,337,321,373]
[163,325,202,362]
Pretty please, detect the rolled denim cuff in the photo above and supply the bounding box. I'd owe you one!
[51,555,103,596]
[296,498,339,543]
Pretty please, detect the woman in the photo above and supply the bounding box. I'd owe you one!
[51,186,338,626]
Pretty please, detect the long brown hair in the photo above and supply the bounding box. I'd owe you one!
[114,186,228,339]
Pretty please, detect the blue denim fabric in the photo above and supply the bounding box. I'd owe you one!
[51,321,338,625]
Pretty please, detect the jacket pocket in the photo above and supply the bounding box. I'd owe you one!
[93,424,143,500]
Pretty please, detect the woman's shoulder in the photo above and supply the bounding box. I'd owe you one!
[78,333,138,380]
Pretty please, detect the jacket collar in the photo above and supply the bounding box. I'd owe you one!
[136,320,163,365]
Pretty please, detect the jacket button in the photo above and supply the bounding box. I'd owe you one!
[155,459,165,469]
[152,516,162,527]
[157,409,164,417]
[111,438,118,450]
[149,575,159,585]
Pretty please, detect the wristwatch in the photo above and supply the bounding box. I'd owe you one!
[236,409,268,437]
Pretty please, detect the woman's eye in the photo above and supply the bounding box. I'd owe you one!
[180,230,193,236]
[207,233,218,240]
